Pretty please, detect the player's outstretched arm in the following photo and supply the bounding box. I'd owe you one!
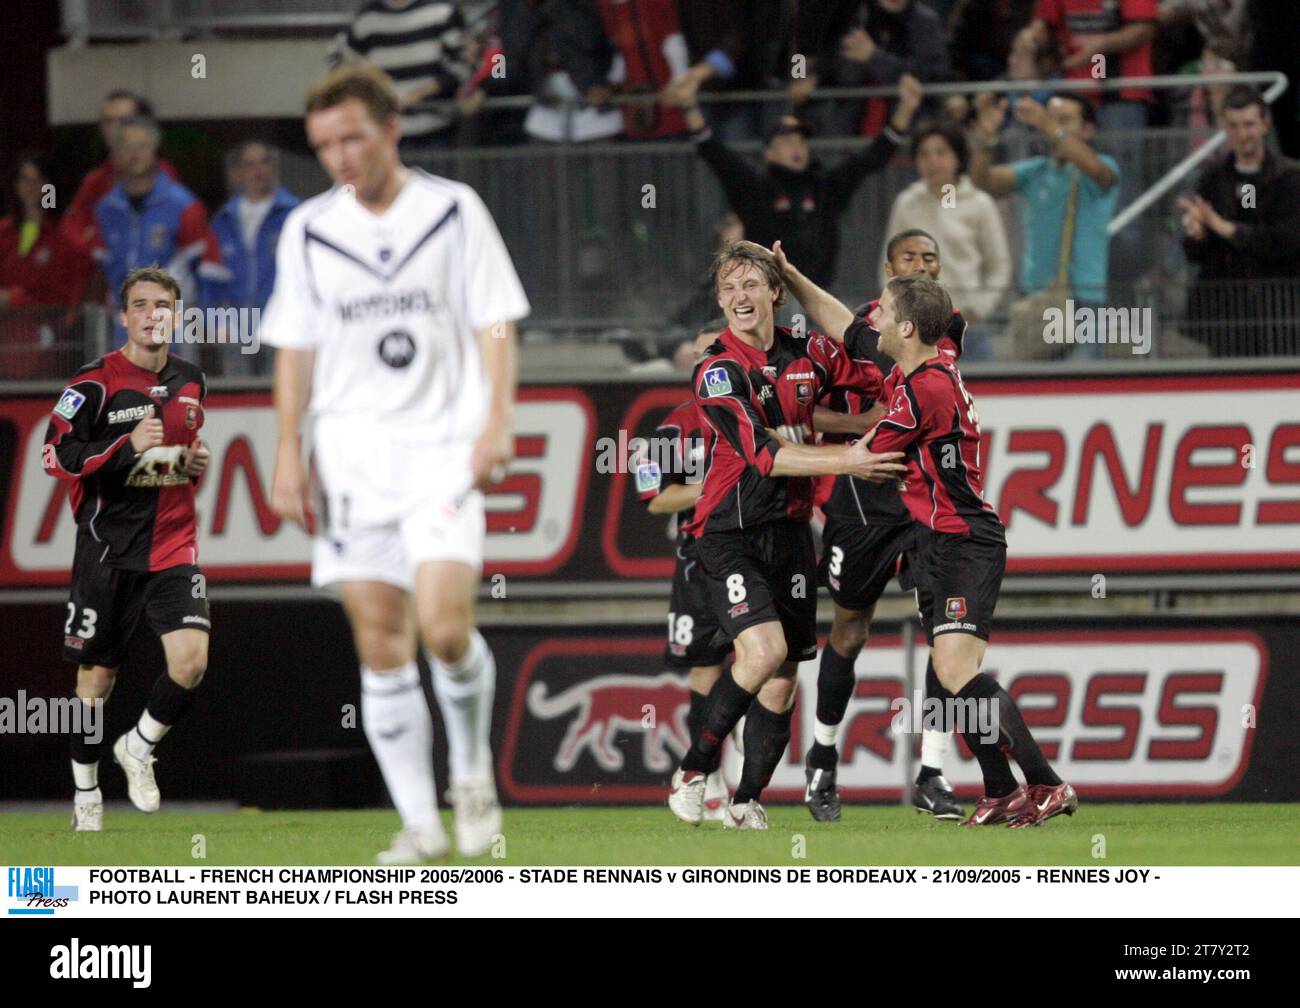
[770,240,855,342]
[270,348,314,525]
[472,320,518,489]
[647,482,703,515]
[769,441,905,482]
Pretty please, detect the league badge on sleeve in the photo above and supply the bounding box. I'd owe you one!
[54,388,85,420]
[635,458,662,495]
[703,367,733,397]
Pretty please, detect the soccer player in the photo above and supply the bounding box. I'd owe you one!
[641,325,733,820]
[666,242,906,830]
[43,265,211,831]
[870,274,1076,827]
[264,65,530,862]
[776,232,968,822]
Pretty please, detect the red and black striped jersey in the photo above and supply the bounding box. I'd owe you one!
[684,325,883,536]
[636,398,715,537]
[867,349,1004,542]
[43,350,206,571]
[822,304,967,527]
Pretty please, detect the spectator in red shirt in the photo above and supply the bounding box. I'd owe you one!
[1020,3,1157,292]
[61,90,179,257]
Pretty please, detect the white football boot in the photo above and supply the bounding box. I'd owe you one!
[668,768,706,825]
[448,777,503,858]
[702,771,729,822]
[377,826,450,865]
[113,733,160,812]
[72,790,103,832]
[722,799,769,830]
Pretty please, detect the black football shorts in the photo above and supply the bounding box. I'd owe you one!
[64,544,210,666]
[908,529,1005,645]
[695,519,818,663]
[818,516,916,612]
[665,536,733,669]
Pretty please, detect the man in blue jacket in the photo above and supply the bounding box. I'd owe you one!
[205,141,301,377]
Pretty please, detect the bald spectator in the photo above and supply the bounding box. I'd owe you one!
[61,90,179,257]
[93,116,227,346]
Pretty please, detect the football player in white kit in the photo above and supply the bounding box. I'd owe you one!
[265,65,530,862]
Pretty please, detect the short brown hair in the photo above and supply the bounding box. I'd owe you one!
[1221,84,1268,119]
[305,64,399,125]
[710,241,786,308]
[887,274,951,346]
[119,265,181,311]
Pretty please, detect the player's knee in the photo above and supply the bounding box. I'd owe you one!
[830,613,870,655]
[930,650,970,694]
[739,632,786,677]
[169,651,207,689]
[422,619,471,667]
[78,664,117,698]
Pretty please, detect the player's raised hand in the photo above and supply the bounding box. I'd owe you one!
[973,91,1008,138]
[270,444,309,526]
[130,407,164,453]
[181,437,210,479]
[472,418,514,490]
[842,439,907,483]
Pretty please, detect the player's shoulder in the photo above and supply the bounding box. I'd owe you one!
[167,354,206,384]
[71,355,109,381]
[409,169,485,214]
[906,357,960,400]
[283,186,357,235]
[693,348,747,398]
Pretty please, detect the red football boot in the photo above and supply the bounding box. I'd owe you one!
[961,784,1030,826]
[1008,782,1079,828]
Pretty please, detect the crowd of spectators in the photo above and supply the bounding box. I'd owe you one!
[1,0,1297,376]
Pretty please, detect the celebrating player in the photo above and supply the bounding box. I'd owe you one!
[44,265,211,831]
[264,65,530,862]
[869,274,1076,827]
[666,242,906,829]
[776,233,968,822]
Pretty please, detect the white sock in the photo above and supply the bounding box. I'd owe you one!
[361,663,440,833]
[72,760,99,791]
[921,729,951,773]
[127,711,169,759]
[428,630,495,783]
[814,719,840,747]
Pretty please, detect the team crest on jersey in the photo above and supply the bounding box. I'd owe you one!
[148,385,169,399]
[703,367,732,397]
[945,597,967,620]
[795,380,812,404]
[185,405,198,430]
[635,459,661,494]
[54,388,85,420]
[378,329,417,368]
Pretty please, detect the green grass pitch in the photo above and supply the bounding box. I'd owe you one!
[4,804,1298,866]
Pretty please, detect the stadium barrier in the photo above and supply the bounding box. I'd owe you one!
[0,601,1293,805]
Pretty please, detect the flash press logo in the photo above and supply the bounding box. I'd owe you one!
[50,939,152,988]
[6,867,79,915]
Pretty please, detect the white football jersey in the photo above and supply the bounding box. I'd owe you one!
[261,169,530,444]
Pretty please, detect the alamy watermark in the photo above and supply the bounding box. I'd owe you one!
[890,689,998,744]
[145,299,261,355]
[1043,300,1152,355]
[0,692,103,743]
[594,429,705,483]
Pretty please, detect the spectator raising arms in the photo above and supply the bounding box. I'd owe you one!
[597,0,690,139]
[667,73,924,288]
[1178,85,1300,355]
[330,0,473,150]
[92,116,228,346]
[61,90,180,257]
[0,151,93,310]
[881,125,1011,356]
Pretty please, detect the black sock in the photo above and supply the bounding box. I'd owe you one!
[686,688,709,748]
[806,741,838,771]
[145,673,198,729]
[916,765,942,783]
[957,675,1018,797]
[681,671,752,774]
[973,674,1062,788]
[69,696,105,768]
[733,702,794,805]
[815,642,857,727]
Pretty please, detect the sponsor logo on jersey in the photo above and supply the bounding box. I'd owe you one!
[785,371,815,380]
[338,288,439,324]
[703,367,732,397]
[125,445,187,488]
[946,596,968,620]
[108,405,152,425]
[182,615,211,627]
[54,389,85,420]
[757,384,774,403]
[761,366,778,379]
[377,330,417,368]
[728,601,750,619]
